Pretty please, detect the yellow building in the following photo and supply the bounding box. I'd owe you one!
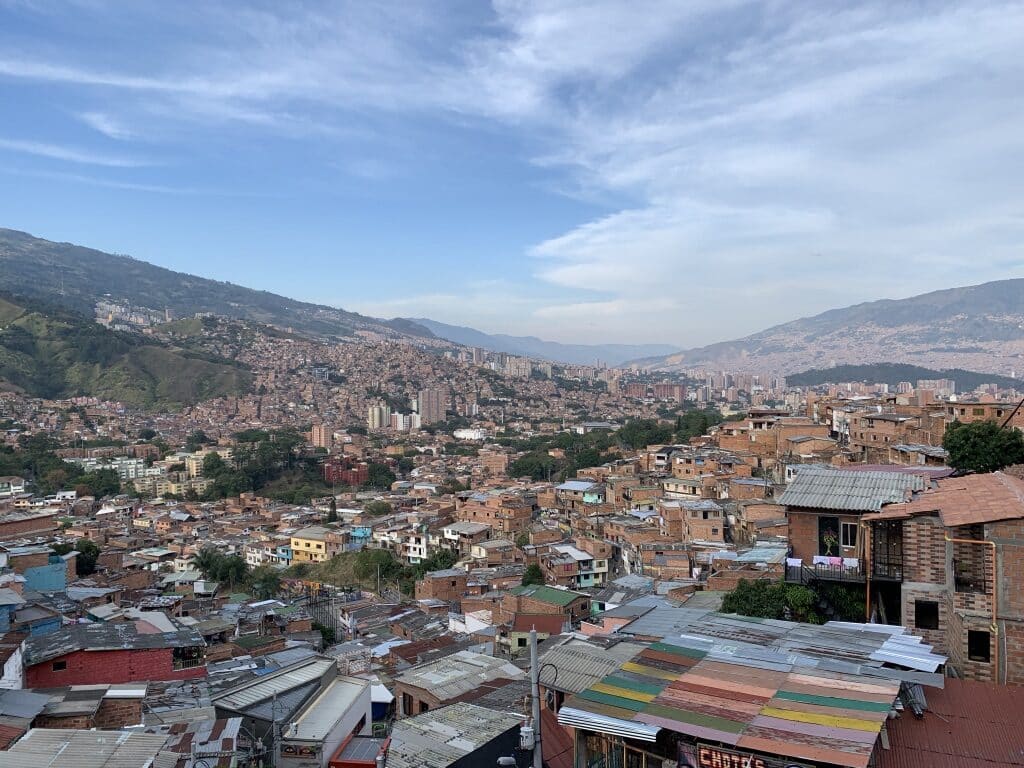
[290,525,331,563]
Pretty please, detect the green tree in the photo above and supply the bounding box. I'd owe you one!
[353,548,403,582]
[509,451,559,481]
[185,430,211,452]
[74,469,121,498]
[138,428,157,441]
[617,419,675,450]
[721,579,820,624]
[943,420,1024,473]
[365,462,396,489]
[217,555,249,589]
[364,500,393,516]
[251,567,282,599]
[52,538,101,577]
[521,563,545,586]
[515,532,530,548]
[190,547,224,579]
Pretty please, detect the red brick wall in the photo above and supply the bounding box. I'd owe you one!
[26,648,206,687]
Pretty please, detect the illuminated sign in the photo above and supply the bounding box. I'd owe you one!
[678,743,812,768]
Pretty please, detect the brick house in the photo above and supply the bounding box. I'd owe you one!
[23,622,206,687]
[779,466,927,566]
[863,471,1024,684]
[499,584,590,625]
[414,568,469,603]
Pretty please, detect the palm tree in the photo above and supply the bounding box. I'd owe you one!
[190,547,223,580]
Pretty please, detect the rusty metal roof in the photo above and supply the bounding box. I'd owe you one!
[877,678,1024,767]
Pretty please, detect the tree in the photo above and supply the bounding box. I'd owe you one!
[326,497,338,523]
[365,462,396,489]
[364,500,392,516]
[185,430,211,452]
[521,563,545,586]
[74,469,121,498]
[618,419,674,450]
[190,547,224,579]
[75,538,101,575]
[515,532,531,548]
[721,579,820,624]
[354,548,403,582]
[251,567,282,599]
[943,420,1024,473]
[138,428,157,441]
[218,555,249,589]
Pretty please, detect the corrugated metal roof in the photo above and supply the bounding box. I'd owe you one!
[282,676,368,740]
[779,466,926,512]
[387,702,523,768]
[560,636,903,768]
[395,650,524,701]
[538,645,623,694]
[4,728,171,768]
[212,657,334,710]
[877,678,1024,767]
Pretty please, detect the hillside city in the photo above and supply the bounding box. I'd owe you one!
[3,2,1024,766]
[2,293,1024,767]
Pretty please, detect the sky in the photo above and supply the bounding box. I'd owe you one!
[1,1,1023,347]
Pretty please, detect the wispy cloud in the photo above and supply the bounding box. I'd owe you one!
[0,137,148,166]
[76,111,133,140]
[2,2,1023,344]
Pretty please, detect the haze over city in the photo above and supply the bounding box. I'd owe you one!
[2,1,1023,345]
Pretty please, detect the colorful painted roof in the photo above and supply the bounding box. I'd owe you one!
[559,637,901,768]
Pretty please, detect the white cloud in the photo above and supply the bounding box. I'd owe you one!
[77,111,133,140]
[0,137,148,166]
[2,2,1024,344]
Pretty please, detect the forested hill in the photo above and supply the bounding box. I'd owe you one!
[787,363,1021,392]
[0,293,251,408]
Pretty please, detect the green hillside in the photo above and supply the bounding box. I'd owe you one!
[788,363,1021,392]
[0,295,251,408]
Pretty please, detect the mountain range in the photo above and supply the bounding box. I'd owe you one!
[0,228,432,341]
[408,318,680,367]
[2,227,1023,376]
[633,279,1024,375]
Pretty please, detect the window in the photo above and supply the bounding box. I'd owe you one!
[711,528,719,536]
[52,660,66,671]
[841,523,858,548]
[518,637,527,647]
[968,630,991,662]
[402,693,413,715]
[915,600,939,630]
[973,408,985,416]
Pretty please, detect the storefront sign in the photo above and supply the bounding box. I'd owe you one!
[679,743,813,768]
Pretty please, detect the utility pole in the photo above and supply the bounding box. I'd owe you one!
[529,628,543,768]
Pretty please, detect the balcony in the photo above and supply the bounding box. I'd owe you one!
[785,559,866,585]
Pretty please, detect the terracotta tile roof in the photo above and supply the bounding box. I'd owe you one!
[876,678,1024,767]
[865,472,1024,527]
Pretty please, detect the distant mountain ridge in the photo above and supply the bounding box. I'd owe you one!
[409,317,681,366]
[0,228,434,340]
[636,278,1024,375]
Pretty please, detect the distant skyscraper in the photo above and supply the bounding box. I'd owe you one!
[311,423,332,449]
[418,387,446,424]
[367,403,391,430]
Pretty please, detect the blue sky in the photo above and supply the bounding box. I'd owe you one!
[1,1,1023,346]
